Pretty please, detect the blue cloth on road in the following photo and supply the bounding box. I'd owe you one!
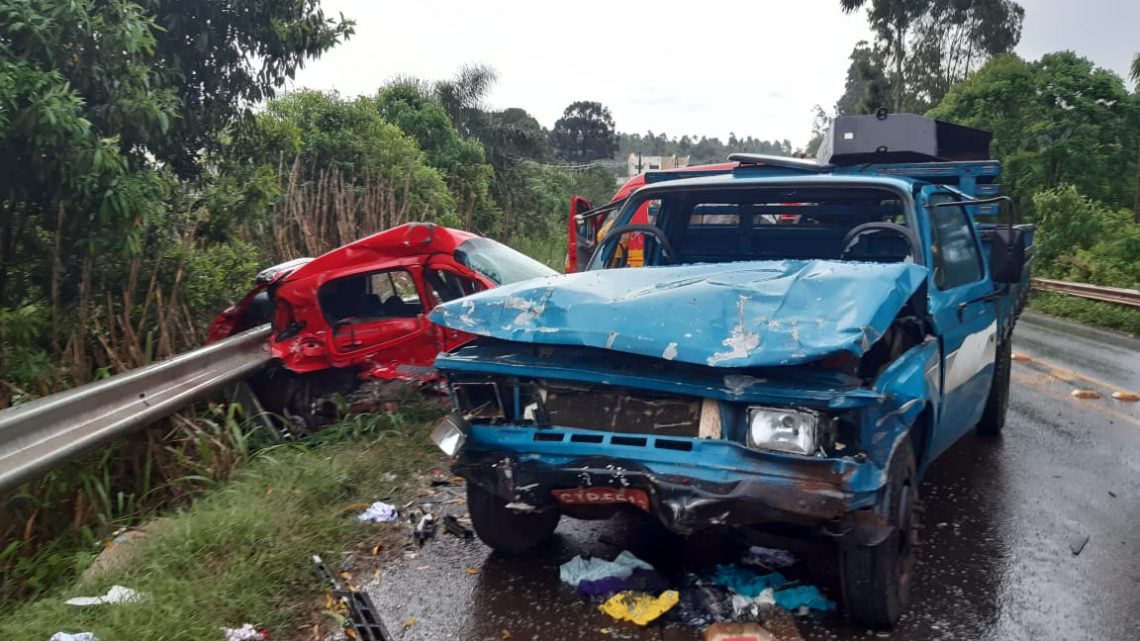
[773,585,836,612]
[578,568,670,597]
[710,564,786,598]
[559,550,654,587]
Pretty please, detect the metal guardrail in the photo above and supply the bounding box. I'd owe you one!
[0,325,272,492]
[1031,278,1140,309]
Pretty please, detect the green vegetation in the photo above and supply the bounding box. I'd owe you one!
[1029,292,1140,335]
[0,411,440,640]
[928,52,1139,217]
[836,0,1025,113]
[3,0,1140,618]
[831,1,1140,329]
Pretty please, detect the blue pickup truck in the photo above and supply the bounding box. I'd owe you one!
[427,114,1034,626]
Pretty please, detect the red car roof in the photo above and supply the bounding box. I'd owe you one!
[609,162,740,202]
[283,223,478,284]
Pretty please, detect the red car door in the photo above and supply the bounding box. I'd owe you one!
[323,265,439,374]
[423,255,490,352]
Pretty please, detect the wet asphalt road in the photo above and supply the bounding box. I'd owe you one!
[364,312,1140,641]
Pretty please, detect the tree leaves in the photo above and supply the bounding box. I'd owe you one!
[929,52,1139,216]
[834,0,1024,112]
[550,101,618,163]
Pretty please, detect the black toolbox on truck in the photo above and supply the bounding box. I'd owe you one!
[818,113,992,166]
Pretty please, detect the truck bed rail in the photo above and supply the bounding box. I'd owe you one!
[0,326,271,492]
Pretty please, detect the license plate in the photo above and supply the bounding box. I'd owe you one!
[551,487,650,512]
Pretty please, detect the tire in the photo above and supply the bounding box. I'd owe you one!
[976,338,1012,436]
[467,482,560,554]
[839,437,917,627]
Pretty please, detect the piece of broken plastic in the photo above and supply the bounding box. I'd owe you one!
[221,623,269,641]
[559,550,654,587]
[50,633,100,641]
[64,585,148,606]
[355,501,399,523]
[598,590,680,626]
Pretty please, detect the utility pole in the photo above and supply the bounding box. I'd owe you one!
[637,153,643,175]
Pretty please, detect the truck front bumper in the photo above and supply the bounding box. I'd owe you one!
[452,425,883,536]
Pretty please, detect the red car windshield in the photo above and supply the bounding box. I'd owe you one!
[455,237,556,285]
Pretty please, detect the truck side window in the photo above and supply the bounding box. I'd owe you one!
[929,197,984,289]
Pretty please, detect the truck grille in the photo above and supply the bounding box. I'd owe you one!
[539,383,701,437]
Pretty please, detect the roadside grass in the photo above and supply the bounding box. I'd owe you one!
[0,410,442,641]
[1028,291,1140,335]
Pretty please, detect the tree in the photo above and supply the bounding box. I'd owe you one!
[140,0,353,177]
[386,67,553,235]
[839,0,1023,112]
[803,106,834,156]
[550,101,619,162]
[616,131,790,165]
[375,83,494,229]
[929,52,1139,217]
[835,41,892,115]
[1131,52,1140,223]
[0,0,177,311]
[246,90,456,221]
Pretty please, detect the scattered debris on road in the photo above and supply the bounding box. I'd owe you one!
[675,575,735,627]
[740,546,796,571]
[64,585,147,606]
[1070,389,1102,399]
[1070,534,1090,556]
[411,512,436,546]
[703,621,773,641]
[710,565,786,598]
[598,589,680,625]
[220,623,269,641]
[442,514,474,540]
[1111,390,1140,402]
[773,585,835,612]
[355,501,399,523]
[49,633,99,641]
[559,551,655,587]
[313,554,393,641]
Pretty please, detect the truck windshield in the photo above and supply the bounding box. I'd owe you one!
[455,237,557,285]
[593,186,913,268]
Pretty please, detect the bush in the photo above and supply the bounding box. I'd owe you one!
[1033,185,1140,288]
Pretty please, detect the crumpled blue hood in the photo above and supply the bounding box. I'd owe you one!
[430,260,928,368]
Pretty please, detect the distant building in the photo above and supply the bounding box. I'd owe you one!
[626,153,690,177]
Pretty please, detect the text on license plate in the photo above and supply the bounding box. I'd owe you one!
[551,487,650,512]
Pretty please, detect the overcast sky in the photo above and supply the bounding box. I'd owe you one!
[291,0,1140,149]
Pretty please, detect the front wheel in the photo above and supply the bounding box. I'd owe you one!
[976,338,1012,436]
[466,482,560,554]
[839,438,917,627]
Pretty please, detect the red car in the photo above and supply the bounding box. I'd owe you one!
[210,223,555,430]
[565,155,811,272]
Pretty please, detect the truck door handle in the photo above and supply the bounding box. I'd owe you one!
[957,288,1006,321]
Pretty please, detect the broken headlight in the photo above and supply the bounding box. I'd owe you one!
[746,407,822,455]
[430,413,469,456]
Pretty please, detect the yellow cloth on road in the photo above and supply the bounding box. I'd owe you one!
[598,590,679,626]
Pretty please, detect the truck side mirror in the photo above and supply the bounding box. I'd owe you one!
[989,227,1025,284]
